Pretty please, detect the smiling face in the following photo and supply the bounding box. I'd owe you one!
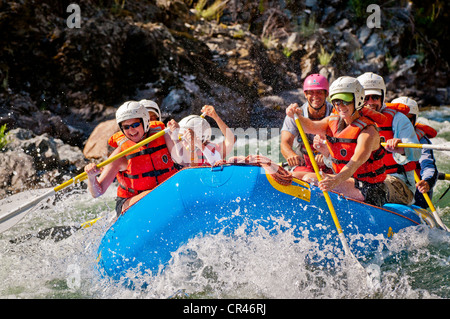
[120,118,145,143]
[333,100,356,120]
[363,94,382,112]
[304,89,327,110]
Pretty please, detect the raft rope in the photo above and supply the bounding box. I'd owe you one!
[214,155,293,186]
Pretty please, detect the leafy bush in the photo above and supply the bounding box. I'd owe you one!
[318,46,334,66]
[0,124,10,151]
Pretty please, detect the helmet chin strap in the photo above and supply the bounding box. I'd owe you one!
[350,94,358,116]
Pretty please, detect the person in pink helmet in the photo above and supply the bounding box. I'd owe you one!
[281,74,334,178]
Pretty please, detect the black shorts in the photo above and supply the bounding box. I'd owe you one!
[354,180,387,207]
[115,197,128,217]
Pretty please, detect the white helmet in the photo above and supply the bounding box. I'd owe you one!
[116,101,150,133]
[139,99,161,121]
[178,115,211,143]
[329,76,365,110]
[357,72,386,103]
[391,96,419,116]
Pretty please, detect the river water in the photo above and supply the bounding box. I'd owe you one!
[0,107,449,299]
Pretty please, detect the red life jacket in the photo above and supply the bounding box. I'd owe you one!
[414,123,437,177]
[326,115,386,183]
[108,121,168,148]
[415,123,437,140]
[359,106,388,125]
[385,102,410,115]
[116,121,178,199]
[108,131,128,148]
[359,103,409,126]
[376,107,417,174]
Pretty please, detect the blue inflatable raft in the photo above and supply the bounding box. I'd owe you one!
[97,164,439,282]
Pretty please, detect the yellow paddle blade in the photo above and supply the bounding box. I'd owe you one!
[80,216,103,229]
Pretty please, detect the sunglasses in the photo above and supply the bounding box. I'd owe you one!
[121,122,141,130]
[364,95,381,102]
[332,99,354,106]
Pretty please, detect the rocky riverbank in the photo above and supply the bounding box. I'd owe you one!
[0,0,449,197]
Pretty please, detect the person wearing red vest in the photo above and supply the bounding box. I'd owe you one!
[286,76,387,207]
[108,99,163,150]
[357,72,420,205]
[391,96,439,209]
[84,101,180,216]
[281,74,334,178]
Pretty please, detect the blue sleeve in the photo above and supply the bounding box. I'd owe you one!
[392,112,421,163]
[418,135,438,188]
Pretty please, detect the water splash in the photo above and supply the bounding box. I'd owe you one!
[0,186,448,299]
[1,107,450,298]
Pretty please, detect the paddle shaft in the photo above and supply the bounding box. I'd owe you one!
[56,128,169,191]
[414,171,436,212]
[9,216,104,244]
[381,142,450,151]
[294,114,351,255]
[382,141,449,231]
[414,171,449,231]
[0,128,169,232]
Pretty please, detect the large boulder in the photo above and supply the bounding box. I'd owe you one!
[83,120,120,160]
[0,150,36,198]
[0,128,87,197]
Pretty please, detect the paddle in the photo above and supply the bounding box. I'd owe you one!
[293,114,377,290]
[380,141,449,231]
[413,171,449,231]
[9,216,104,244]
[293,114,353,258]
[0,128,169,234]
[381,142,450,151]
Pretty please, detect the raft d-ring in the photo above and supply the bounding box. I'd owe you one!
[211,165,224,172]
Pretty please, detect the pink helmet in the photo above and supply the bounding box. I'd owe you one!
[303,74,329,95]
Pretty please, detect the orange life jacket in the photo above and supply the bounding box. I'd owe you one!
[376,107,417,174]
[326,115,386,183]
[414,123,437,177]
[115,121,178,199]
[108,131,128,148]
[108,121,168,148]
[385,102,410,115]
[359,106,388,125]
[359,103,409,126]
[415,123,437,140]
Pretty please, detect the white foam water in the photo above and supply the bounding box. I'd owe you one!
[0,107,449,299]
